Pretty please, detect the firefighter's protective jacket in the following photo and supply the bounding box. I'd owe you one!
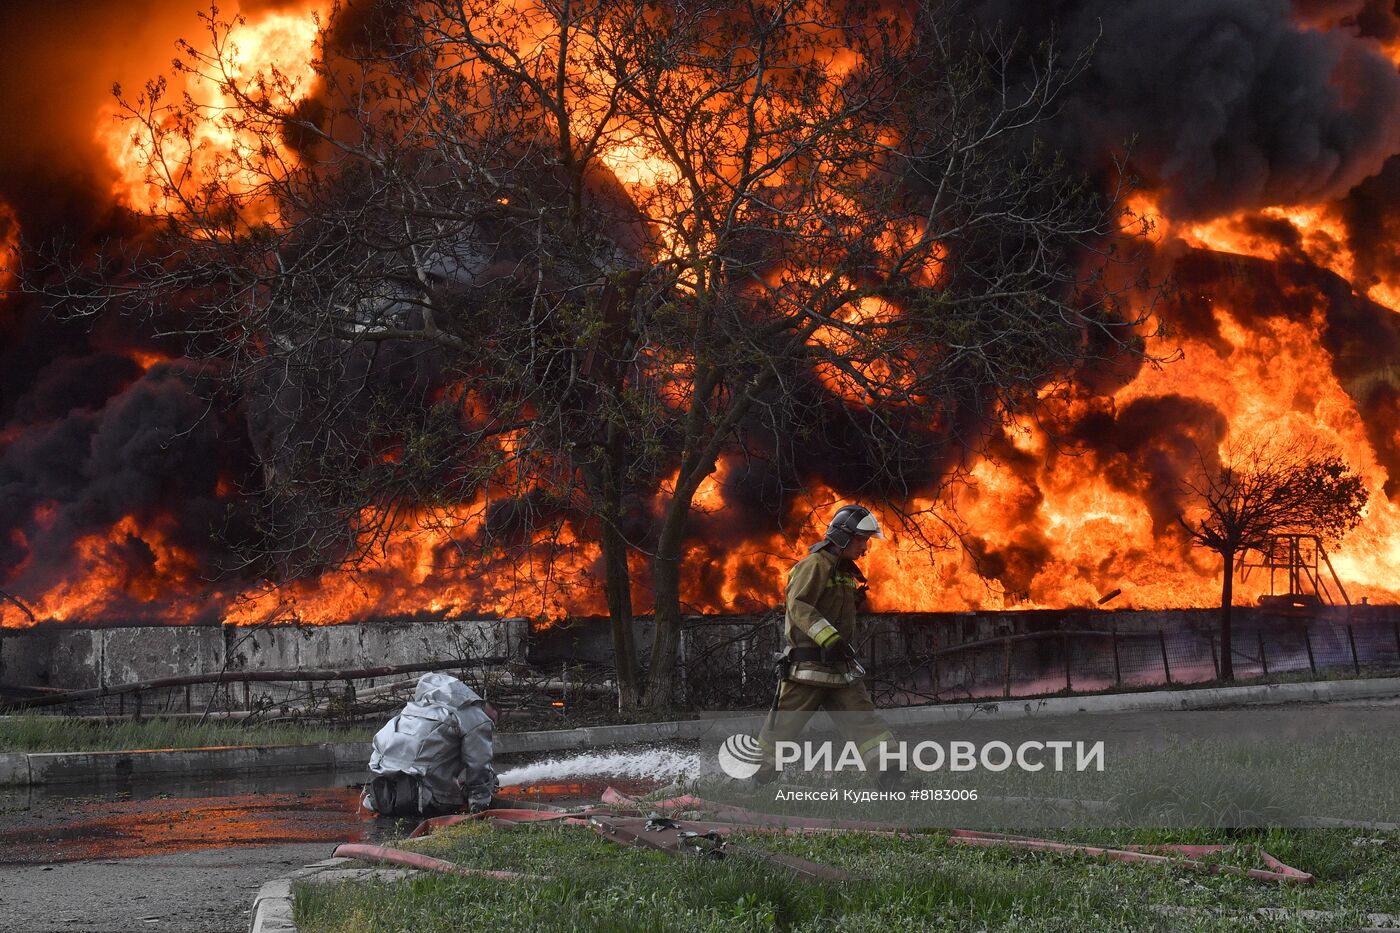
[367,672,495,812]
[784,547,863,686]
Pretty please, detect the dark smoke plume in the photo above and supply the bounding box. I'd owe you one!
[973,0,1400,217]
[0,360,245,615]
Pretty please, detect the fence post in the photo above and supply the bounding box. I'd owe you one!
[1303,625,1316,674]
[1348,624,1361,675]
[931,654,940,693]
[1209,634,1219,679]
[739,636,747,691]
[133,689,142,721]
[1393,620,1400,661]
[1158,630,1172,685]
[1257,630,1269,677]
[1063,632,1072,693]
[1111,628,1122,686]
[1003,637,1012,699]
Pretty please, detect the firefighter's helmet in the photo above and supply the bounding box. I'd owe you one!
[811,504,884,552]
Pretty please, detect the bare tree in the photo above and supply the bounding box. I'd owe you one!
[25,0,1158,707]
[1180,437,1368,680]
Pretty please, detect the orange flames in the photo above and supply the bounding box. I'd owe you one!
[98,5,323,214]
[8,3,1400,629]
[0,201,18,298]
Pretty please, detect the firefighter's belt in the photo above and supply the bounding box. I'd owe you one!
[788,646,830,664]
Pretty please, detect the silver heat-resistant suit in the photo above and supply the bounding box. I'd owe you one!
[364,672,496,814]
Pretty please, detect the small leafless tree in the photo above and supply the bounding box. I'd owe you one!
[25,0,1160,707]
[1180,437,1368,680]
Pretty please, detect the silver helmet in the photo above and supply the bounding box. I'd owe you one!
[811,504,885,552]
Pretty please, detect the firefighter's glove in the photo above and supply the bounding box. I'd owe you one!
[824,639,858,665]
[855,584,869,607]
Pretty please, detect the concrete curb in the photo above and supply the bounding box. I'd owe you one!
[249,856,422,933]
[6,676,1399,786]
[248,878,296,933]
[0,741,349,787]
[0,749,30,785]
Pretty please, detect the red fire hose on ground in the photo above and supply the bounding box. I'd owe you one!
[331,843,547,881]
[946,830,1313,883]
[338,788,1313,886]
[405,807,609,838]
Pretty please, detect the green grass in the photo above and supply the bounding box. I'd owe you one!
[293,820,1400,932]
[0,714,373,752]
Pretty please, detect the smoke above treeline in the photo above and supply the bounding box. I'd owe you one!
[2,0,1400,623]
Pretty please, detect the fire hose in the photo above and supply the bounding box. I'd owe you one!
[331,843,546,881]
[946,830,1314,883]
[341,789,1312,887]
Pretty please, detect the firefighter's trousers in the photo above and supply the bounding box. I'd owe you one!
[757,679,893,769]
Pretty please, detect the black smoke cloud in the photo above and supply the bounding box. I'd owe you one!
[0,2,282,615]
[972,0,1400,218]
[1344,153,1400,296]
[0,360,247,616]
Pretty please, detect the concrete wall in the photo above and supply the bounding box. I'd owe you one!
[0,617,528,693]
[5,605,1394,702]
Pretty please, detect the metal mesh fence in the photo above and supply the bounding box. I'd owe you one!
[681,609,1400,709]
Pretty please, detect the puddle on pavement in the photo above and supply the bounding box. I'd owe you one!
[0,744,691,864]
[0,767,378,865]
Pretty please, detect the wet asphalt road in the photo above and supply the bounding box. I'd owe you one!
[0,763,653,933]
[0,771,381,933]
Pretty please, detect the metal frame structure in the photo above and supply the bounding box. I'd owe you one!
[1239,533,1351,609]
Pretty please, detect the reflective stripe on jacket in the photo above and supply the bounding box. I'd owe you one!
[368,672,495,812]
[784,548,862,686]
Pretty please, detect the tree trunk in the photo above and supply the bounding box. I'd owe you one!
[582,440,640,709]
[600,513,640,709]
[647,541,684,710]
[643,478,700,709]
[1219,548,1235,681]
[577,274,643,708]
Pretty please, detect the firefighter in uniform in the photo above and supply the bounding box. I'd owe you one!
[756,504,895,783]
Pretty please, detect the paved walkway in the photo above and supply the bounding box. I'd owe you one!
[2,842,337,933]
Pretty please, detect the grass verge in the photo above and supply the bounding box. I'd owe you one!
[294,821,1400,932]
[0,714,373,752]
